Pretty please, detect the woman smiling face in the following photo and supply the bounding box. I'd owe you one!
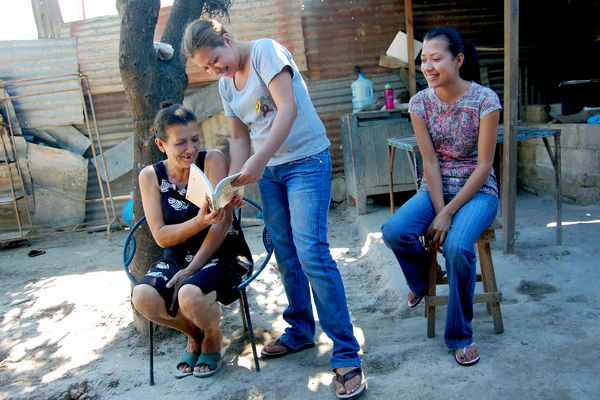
[420,36,464,89]
[155,122,201,170]
[190,35,238,78]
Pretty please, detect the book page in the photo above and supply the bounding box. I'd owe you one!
[186,164,216,212]
[214,172,244,210]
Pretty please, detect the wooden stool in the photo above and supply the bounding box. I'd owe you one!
[425,219,504,338]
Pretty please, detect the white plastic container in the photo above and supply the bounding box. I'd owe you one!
[386,31,423,63]
[351,73,374,111]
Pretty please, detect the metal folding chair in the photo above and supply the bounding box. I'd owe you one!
[122,198,273,384]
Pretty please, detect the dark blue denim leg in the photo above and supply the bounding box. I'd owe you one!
[442,193,498,350]
[259,168,316,348]
[259,150,361,370]
[381,190,436,297]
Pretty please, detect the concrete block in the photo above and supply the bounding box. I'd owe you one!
[535,146,553,169]
[558,127,580,149]
[517,144,535,163]
[183,82,223,123]
[520,105,549,122]
[574,173,597,188]
[40,125,91,155]
[564,187,600,204]
[199,111,230,155]
[22,128,58,146]
[27,143,88,227]
[580,124,600,149]
[91,135,133,182]
[575,149,599,174]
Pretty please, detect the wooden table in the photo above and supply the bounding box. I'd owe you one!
[340,111,416,215]
[387,126,563,245]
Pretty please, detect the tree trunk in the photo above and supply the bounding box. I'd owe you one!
[118,0,230,334]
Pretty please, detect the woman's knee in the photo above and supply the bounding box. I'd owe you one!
[381,221,417,250]
[443,240,476,271]
[179,285,217,315]
[132,284,162,317]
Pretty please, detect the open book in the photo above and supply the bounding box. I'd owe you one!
[186,164,244,212]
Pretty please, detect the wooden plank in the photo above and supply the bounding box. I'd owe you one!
[0,230,30,241]
[379,54,408,70]
[90,135,133,182]
[425,292,503,307]
[404,0,416,97]
[501,0,519,253]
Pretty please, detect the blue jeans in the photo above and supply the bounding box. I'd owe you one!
[258,149,361,370]
[381,190,498,350]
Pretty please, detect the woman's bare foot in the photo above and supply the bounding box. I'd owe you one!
[335,366,365,398]
[407,290,424,308]
[454,343,480,366]
[194,329,223,374]
[178,332,204,374]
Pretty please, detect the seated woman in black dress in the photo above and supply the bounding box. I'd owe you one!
[132,102,252,378]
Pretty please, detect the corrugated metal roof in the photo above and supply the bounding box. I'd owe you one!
[0,39,84,127]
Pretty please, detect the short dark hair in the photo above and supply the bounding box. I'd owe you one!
[152,102,197,141]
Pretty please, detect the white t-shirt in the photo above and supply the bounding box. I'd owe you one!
[219,38,330,166]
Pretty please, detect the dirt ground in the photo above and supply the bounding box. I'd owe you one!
[1,192,599,399]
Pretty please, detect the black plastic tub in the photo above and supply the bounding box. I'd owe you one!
[559,79,600,115]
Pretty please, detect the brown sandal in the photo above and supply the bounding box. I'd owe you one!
[260,338,315,359]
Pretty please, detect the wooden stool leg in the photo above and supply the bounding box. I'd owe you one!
[426,245,438,338]
[477,241,504,334]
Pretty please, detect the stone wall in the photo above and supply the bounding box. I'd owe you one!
[517,123,600,204]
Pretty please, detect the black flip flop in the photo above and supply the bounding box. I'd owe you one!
[28,249,46,257]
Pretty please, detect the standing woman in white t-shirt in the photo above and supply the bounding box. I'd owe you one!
[182,19,366,399]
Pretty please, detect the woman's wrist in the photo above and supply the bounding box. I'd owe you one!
[194,214,207,230]
[441,204,456,218]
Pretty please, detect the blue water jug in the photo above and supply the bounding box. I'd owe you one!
[351,72,374,111]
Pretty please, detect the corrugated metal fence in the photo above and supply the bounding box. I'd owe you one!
[2,0,509,222]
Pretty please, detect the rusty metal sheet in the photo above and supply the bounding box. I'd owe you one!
[64,1,306,94]
[0,38,84,127]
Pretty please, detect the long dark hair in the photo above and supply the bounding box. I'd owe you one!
[424,27,481,84]
[152,102,197,141]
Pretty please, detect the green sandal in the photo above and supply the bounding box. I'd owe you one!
[193,349,226,378]
[174,350,200,378]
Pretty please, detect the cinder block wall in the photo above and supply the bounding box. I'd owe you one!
[517,123,600,204]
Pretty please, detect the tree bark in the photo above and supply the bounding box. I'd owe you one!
[118,0,230,333]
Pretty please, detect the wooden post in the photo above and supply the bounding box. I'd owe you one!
[404,0,416,97]
[502,0,519,253]
[31,0,63,39]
